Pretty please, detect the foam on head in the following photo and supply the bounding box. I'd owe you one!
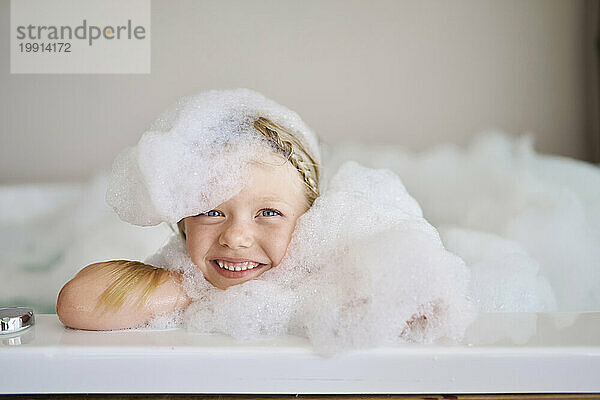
[106,88,321,226]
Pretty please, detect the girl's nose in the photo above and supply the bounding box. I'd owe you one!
[218,221,254,249]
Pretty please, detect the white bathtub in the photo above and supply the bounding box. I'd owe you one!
[1,312,599,394]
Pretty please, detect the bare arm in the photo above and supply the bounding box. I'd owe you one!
[56,261,191,331]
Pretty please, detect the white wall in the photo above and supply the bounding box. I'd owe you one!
[0,0,588,183]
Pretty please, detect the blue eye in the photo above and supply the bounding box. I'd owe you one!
[202,210,223,217]
[260,208,281,217]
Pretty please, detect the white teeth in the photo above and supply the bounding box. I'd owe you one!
[215,259,259,272]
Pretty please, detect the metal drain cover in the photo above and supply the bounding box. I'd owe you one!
[0,307,35,334]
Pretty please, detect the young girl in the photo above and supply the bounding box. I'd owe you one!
[56,90,320,331]
[57,89,475,354]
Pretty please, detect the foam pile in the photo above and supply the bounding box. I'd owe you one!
[102,89,474,354]
[321,132,600,311]
[105,88,599,354]
[145,161,476,355]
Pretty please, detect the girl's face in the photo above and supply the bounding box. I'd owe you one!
[183,151,309,290]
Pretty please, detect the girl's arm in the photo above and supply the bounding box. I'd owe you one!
[56,260,191,331]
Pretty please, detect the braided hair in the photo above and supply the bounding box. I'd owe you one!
[252,116,320,205]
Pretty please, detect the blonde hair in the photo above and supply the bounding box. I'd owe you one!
[94,260,173,315]
[177,116,320,239]
[96,116,319,314]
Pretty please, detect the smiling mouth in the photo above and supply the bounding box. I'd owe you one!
[210,259,267,278]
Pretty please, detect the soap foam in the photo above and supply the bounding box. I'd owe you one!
[321,131,600,312]
[145,161,477,355]
[106,89,321,226]
[105,89,599,354]
[109,88,478,355]
[141,129,600,353]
